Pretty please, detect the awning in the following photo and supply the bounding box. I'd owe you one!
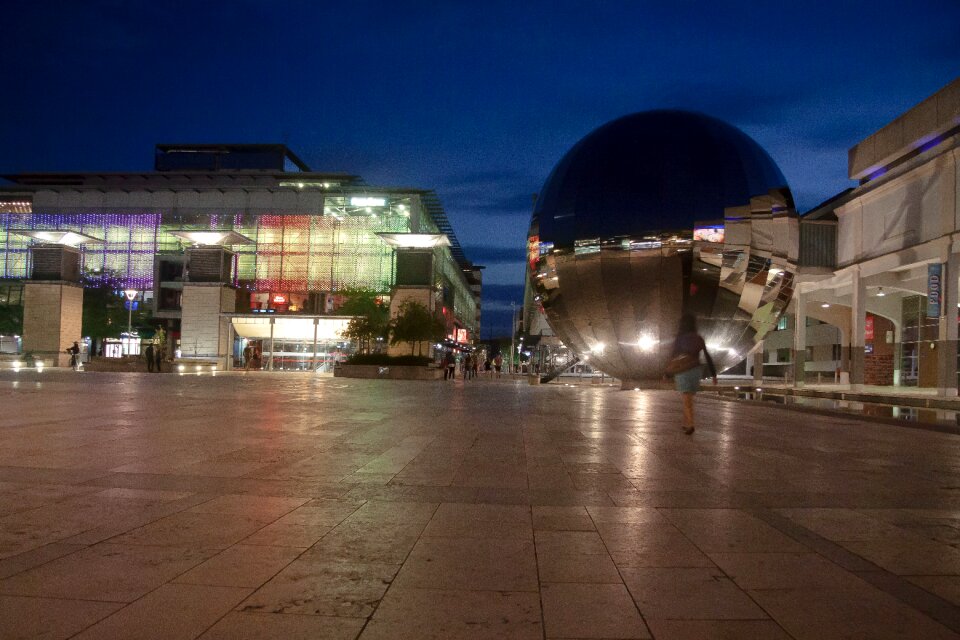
[229,315,352,341]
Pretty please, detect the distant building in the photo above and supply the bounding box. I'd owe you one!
[0,144,481,367]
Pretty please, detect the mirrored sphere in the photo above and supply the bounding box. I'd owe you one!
[528,110,798,383]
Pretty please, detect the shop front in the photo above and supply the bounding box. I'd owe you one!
[228,314,353,372]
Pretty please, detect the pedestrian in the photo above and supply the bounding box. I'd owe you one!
[463,353,474,380]
[472,354,480,379]
[154,345,163,372]
[494,353,503,378]
[665,313,717,435]
[145,343,155,372]
[443,351,455,380]
[243,344,253,371]
[66,341,81,370]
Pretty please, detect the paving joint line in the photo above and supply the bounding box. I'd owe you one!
[750,507,960,634]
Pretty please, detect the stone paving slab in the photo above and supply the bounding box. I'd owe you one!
[2,371,960,638]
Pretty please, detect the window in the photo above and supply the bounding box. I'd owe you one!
[776,315,788,331]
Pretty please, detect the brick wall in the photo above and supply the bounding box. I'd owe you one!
[864,353,894,385]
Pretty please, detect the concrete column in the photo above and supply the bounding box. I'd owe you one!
[752,342,763,385]
[850,268,866,389]
[22,282,84,367]
[225,321,234,371]
[312,317,319,372]
[179,284,237,369]
[938,253,959,396]
[792,295,806,387]
[268,317,275,371]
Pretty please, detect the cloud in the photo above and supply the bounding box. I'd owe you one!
[649,82,804,126]
[440,168,540,219]
[462,245,527,264]
[451,169,532,186]
[458,193,535,217]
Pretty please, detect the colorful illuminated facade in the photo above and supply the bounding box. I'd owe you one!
[0,144,480,343]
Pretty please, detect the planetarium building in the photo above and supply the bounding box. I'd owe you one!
[527,111,798,385]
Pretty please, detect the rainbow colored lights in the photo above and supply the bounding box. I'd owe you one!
[0,211,408,293]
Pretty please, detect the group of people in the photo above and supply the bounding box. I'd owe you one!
[242,343,263,371]
[441,351,504,381]
[143,343,164,372]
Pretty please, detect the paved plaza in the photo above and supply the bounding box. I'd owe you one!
[2,373,960,639]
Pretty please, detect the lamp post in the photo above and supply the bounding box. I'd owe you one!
[510,301,516,375]
[124,289,138,354]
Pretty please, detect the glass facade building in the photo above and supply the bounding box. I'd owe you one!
[0,144,479,343]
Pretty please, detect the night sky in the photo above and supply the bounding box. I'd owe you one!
[2,1,958,335]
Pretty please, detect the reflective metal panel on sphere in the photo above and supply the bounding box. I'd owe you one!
[528,110,799,383]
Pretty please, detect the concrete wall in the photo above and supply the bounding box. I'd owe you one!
[22,282,83,367]
[180,284,237,367]
[849,78,960,180]
[32,187,326,214]
[837,150,958,266]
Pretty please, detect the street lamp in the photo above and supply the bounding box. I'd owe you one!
[124,290,138,350]
[510,301,517,374]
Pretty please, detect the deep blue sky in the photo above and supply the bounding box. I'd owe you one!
[2,1,958,335]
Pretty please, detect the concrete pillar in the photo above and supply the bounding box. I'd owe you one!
[312,317,319,371]
[938,253,959,396]
[268,317,275,371]
[22,282,83,367]
[752,342,763,385]
[179,284,237,369]
[850,268,866,389]
[225,321,235,371]
[792,295,806,387]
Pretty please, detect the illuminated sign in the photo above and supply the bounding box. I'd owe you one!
[693,226,724,243]
[456,328,468,343]
[272,294,287,305]
[350,197,386,207]
[527,235,540,270]
[928,264,942,318]
[865,315,874,341]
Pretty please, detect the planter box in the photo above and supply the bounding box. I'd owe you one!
[334,364,444,380]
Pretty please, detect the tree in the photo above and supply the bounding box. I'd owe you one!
[338,289,389,353]
[389,300,445,356]
[341,315,382,354]
[81,279,149,340]
[0,304,22,335]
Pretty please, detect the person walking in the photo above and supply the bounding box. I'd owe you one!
[494,353,503,379]
[666,314,717,435]
[243,344,253,371]
[145,343,155,373]
[154,345,163,372]
[443,351,455,381]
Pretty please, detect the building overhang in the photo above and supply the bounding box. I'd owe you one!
[377,233,450,249]
[227,314,353,341]
[168,229,254,246]
[8,229,103,246]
